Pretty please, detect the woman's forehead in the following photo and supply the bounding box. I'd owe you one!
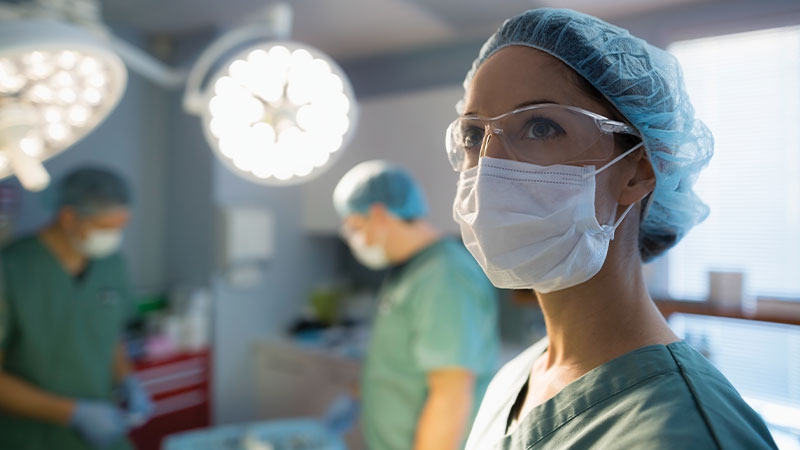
[463,46,610,118]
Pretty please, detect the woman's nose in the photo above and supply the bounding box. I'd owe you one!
[480,127,513,161]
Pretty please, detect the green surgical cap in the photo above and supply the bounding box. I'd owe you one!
[463,8,714,262]
[57,166,132,217]
[333,160,428,220]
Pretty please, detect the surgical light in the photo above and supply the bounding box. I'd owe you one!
[184,5,358,186]
[0,13,126,191]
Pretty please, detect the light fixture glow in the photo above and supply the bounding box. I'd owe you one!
[20,134,44,157]
[0,18,127,191]
[0,74,26,93]
[190,40,358,186]
[82,87,103,105]
[68,105,91,126]
[43,106,63,123]
[56,50,79,69]
[45,122,71,142]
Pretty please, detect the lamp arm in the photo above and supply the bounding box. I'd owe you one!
[5,144,50,192]
[0,122,50,192]
[183,1,292,113]
[108,36,187,89]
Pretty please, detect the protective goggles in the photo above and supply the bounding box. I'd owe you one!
[445,103,641,172]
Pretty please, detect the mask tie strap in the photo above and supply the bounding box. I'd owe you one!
[581,141,644,180]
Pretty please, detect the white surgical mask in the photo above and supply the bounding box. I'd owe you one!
[453,147,639,293]
[79,229,123,259]
[347,232,390,270]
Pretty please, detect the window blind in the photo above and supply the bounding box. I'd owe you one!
[666,26,800,301]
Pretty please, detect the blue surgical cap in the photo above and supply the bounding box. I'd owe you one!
[333,160,429,220]
[463,8,714,262]
[56,166,132,217]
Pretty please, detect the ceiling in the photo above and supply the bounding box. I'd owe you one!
[98,0,705,61]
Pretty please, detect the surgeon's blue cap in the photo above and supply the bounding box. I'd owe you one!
[56,166,132,217]
[463,8,714,262]
[333,160,429,220]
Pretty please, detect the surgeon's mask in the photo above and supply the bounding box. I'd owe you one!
[453,145,639,293]
[347,231,390,270]
[77,229,123,259]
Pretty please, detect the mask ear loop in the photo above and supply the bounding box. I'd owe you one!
[581,141,644,180]
[598,203,637,240]
[586,141,645,239]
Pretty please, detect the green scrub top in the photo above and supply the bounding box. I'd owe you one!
[0,235,136,450]
[465,339,779,450]
[362,237,500,450]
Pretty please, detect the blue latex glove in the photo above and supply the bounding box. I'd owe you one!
[119,375,154,427]
[70,400,128,449]
[323,393,360,435]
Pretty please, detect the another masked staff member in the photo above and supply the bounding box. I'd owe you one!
[0,167,154,450]
[333,160,501,450]
[447,8,779,450]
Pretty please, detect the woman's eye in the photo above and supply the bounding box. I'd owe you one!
[461,126,485,150]
[525,118,564,139]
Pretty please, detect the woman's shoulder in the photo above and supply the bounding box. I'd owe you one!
[465,339,548,450]
[660,341,778,449]
[468,340,778,450]
[518,341,776,449]
[479,339,548,410]
[595,341,777,449]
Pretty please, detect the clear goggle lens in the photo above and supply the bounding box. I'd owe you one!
[445,103,640,172]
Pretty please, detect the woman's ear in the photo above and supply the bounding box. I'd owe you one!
[619,149,656,206]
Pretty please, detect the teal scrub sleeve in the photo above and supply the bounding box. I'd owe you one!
[0,289,8,351]
[0,256,9,350]
[410,268,491,373]
[117,256,139,325]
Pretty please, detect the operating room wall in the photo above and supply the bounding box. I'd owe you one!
[614,0,800,48]
[162,33,215,292]
[209,164,344,424]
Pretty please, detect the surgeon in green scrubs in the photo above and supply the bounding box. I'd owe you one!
[333,160,500,450]
[0,167,153,450]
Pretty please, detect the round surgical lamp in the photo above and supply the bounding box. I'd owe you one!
[0,19,126,191]
[184,12,358,186]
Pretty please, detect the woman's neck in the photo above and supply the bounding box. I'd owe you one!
[535,243,678,373]
[511,250,679,420]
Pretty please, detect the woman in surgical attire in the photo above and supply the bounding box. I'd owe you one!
[449,8,778,450]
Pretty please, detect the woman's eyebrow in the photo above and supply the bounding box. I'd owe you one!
[462,99,559,116]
